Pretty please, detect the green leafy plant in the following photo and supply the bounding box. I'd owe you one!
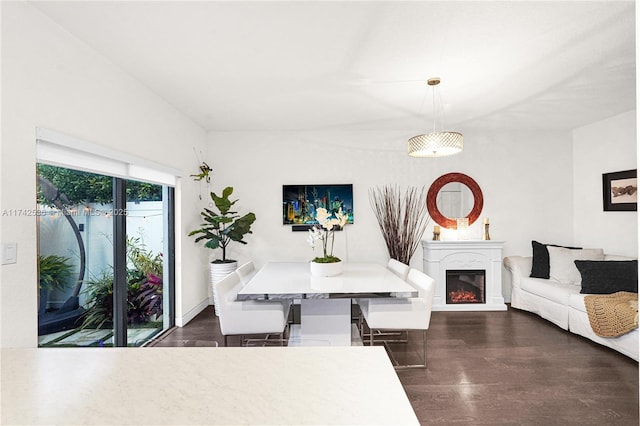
[38,255,74,292]
[125,237,163,324]
[37,164,162,205]
[189,187,256,263]
[127,236,163,277]
[81,238,163,329]
[190,161,212,183]
[81,272,114,329]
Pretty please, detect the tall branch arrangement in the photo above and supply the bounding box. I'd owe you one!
[369,185,430,265]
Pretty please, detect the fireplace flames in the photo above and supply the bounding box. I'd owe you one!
[449,288,480,303]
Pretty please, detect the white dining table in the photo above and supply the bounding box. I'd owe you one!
[237,262,418,346]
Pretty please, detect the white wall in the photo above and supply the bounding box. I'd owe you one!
[572,110,638,256]
[0,2,209,347]
[208,127,575,300]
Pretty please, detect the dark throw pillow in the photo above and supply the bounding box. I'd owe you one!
[530,240,581,279]
[575,260,638,294]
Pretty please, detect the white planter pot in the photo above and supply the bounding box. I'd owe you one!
[209,261,238,316]
[310,260,343,277]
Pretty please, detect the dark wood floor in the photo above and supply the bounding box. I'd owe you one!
[151,305,639,425]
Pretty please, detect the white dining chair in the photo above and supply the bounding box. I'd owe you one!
[387,258,410,280]
[215,270,291,347]
[354,258,411,329]
[237,261,296,324]
[236,261,257,287]
[359,268,436,369]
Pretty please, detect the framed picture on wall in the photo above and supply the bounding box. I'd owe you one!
[602,169,637,211]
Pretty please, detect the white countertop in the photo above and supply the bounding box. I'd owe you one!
[238,262,418,300]
[1,346,419,425]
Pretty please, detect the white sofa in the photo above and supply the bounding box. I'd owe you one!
[504,255,638,361]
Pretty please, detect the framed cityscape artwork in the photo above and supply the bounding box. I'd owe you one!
[283,184,354,230]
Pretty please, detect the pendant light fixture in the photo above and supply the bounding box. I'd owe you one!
[408,78,463,157]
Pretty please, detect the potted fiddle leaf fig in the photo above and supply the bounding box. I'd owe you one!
[189,187,256,315]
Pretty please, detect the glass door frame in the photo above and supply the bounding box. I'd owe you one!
[113,178,175,347]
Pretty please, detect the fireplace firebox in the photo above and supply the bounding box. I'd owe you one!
[446,270,485,304]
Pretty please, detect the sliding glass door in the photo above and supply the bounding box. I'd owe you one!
[37,164,174,347]
[123,179,171,346]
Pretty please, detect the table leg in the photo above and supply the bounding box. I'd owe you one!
[298,299,352,346]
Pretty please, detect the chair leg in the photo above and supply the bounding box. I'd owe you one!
[394,329,427,370]
[369,329,428,370]
[423,329,427,367]
[359,317,408,343]
[278,329,287,346]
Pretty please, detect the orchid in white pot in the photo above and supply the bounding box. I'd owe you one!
[307,207,349,264]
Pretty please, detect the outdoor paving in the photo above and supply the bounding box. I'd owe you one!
[38,330,74,346]
[39,327,160,347]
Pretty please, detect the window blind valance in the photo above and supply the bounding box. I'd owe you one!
[36,127,180,187]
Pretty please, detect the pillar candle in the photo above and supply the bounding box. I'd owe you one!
[483,217,489,225]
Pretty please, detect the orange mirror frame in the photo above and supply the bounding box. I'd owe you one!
[426,172,483,229]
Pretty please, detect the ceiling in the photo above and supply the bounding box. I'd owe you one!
[31,1,636,133]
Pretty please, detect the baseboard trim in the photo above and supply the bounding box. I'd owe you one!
[176,297,210,327]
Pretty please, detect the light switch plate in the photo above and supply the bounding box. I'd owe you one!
[2,243,17,265]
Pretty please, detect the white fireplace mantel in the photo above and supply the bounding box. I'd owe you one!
[422,240,507,311]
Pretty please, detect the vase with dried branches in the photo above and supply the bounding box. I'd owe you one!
[369,185,430,265]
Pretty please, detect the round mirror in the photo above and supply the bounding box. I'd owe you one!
[427,173,483,229]
[436,182,474,219]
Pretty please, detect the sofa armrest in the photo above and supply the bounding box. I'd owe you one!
[503,256,533,289]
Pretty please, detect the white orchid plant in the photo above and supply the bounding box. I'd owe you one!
[307,207,349,263]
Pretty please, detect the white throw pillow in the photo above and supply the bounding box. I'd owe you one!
[548,246,605,285]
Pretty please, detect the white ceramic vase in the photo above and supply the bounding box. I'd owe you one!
[209,261,238,316]
[310,260,343,277]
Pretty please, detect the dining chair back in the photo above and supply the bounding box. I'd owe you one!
[236,261,257,286]
[354,259,409,323]
[215,271,290,346]
[387,258,410,280]
[406,268,436,328]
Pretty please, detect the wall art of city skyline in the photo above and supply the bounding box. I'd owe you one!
[282,184,354,225]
